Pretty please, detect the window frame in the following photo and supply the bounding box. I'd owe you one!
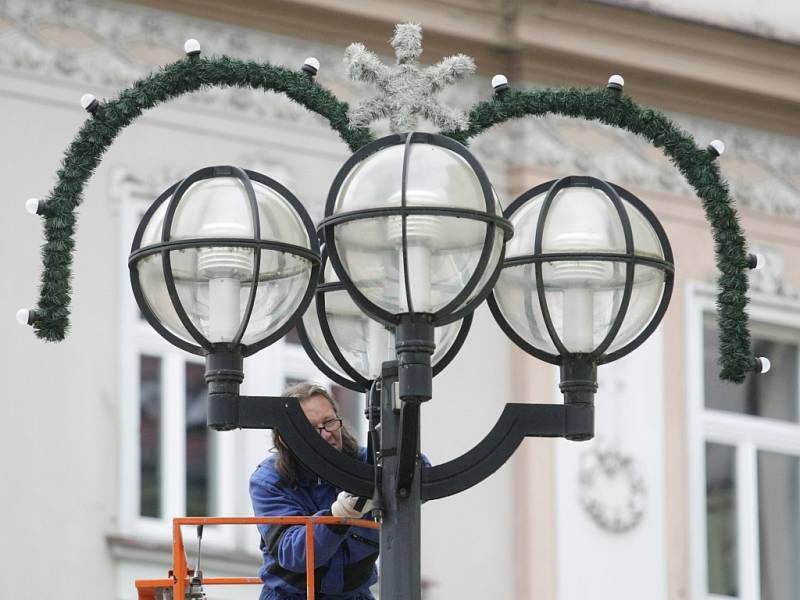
[687,283,800,600]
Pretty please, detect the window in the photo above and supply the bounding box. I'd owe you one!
[139,355,162,518]
[690,287,800,600]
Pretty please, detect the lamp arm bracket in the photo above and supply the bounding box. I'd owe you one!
[238,396,375,497]
[420,403,593,500]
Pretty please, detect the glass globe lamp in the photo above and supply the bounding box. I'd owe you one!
[297,250,473,392]
[488,175,674,403]
[129,165,319,355]
[128,165,320,429]
[320,132,512,403]
[321,132,512,327]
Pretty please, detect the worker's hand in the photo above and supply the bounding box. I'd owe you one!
[331,491,374,518]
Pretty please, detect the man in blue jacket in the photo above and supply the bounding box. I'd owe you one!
[249,383,378,599]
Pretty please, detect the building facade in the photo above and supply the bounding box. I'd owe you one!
[2,1,799,599]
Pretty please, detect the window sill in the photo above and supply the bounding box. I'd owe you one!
[107,534,262,574]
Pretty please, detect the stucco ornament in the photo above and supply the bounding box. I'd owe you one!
[578,439,646,533]
[343,23,475,133]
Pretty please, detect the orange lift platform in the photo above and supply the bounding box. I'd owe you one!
[135,516,380,600]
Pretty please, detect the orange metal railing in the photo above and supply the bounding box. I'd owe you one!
[135,516,380,600]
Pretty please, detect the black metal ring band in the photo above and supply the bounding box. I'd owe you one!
[129,238,320,267]
[319,206,514,241]
[503,252,674,273]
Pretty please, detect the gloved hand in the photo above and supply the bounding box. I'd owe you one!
[331,491,374,518]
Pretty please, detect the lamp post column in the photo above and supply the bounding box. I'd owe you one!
[379,363,422,600]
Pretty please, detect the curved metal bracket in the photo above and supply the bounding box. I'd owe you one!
[420,403,593,501]
[237,396,375,497]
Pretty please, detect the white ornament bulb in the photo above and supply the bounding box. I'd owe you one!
[184,38,201,56]
[708,139,726,157]
[26,197,42,215]
[607,74,625,89]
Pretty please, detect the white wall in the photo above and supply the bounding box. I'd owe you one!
[422,304,516,600]
[555,330,667,599]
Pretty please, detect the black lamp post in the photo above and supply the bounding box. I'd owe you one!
[128,146,674,600]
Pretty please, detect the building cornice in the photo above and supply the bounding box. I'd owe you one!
[130,0,800,136]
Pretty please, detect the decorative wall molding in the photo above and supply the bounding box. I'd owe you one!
[2,0,799,218]
[746,244,799,300]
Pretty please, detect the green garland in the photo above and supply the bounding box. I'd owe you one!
[445,88,751,382]
[32,55,373,343]
[31,56,752,382]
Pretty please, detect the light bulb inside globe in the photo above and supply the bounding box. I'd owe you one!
[324,284,395,380]
[549,232,611,352]
[197,221,254,342]
[387,190,441,313]
[367,319,395,377]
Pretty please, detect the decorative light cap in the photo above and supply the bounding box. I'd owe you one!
[302,57,320,78]
[492,74,510,95]
[754,356,771,374]
[607,74,625,93]
[746,252,765,270]
[707,139,725,158]
[184,38,201,57]
[26,197,45,215]
[16,308,34,326]
[80,94,99,114]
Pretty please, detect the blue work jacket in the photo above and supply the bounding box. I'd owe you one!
[249,448,379,599]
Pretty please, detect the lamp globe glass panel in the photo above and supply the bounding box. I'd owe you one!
[136,176,312,347]
[452,190,506,313]
[494,184,667,356]
[494,192,557,354]
[331,142,502,318]
[300,292,351,382]
[302,259,467,382]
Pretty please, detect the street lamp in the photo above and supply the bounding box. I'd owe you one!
[128,165,321,429]
[126,155,672,600]
[18,26,766,600]
[489,175,675,407]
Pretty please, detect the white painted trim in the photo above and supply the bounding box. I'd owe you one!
[686,282,710,600]
[737,441,759,600]
[117,173,141,537]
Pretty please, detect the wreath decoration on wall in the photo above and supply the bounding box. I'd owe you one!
[23,26,754,382]
[578,440,647,534]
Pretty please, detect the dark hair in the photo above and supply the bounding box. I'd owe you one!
[272,383,360,488]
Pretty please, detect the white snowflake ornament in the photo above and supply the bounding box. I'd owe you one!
[344,23,476,133]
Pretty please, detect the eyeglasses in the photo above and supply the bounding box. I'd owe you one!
[315,418,343,434]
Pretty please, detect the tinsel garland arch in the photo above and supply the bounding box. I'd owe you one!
[32,55,373,343]
[31,56,752,382]
[444,89,751,382]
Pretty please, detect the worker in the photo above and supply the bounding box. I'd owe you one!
[250,383,378,599]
